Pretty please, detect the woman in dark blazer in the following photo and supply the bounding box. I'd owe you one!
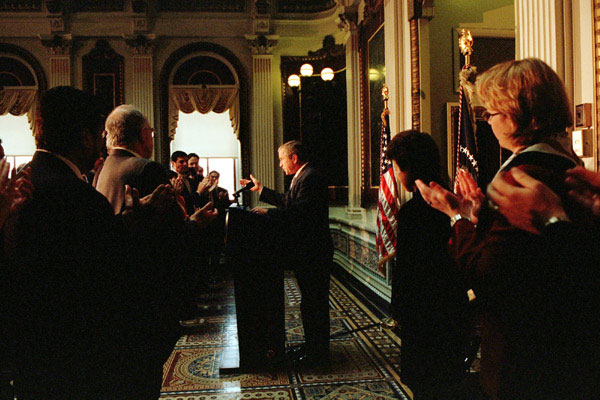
[386,131,469,400]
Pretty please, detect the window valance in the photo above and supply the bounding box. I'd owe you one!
[169,86,239,139]
[0,86,38,135]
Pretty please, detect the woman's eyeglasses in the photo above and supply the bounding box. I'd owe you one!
[483,111,502,122]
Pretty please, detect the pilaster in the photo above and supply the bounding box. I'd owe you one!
[125,35,156,125]
[40,34,72,87]
[246,35,278,196]
[515,0,565,76]
[341,13,363,217]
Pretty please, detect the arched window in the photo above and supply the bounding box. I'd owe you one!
[168,53,241,198]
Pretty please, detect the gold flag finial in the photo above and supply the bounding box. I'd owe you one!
[381,83,389,107]
[459,29,473,66]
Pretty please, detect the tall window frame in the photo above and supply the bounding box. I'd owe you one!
[359,0,385,205]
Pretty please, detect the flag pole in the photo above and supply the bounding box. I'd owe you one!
[455,29,479,189]
[380,84,398,207]
[376,84,398,268]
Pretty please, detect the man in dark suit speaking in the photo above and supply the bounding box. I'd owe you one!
[241,140,333,365]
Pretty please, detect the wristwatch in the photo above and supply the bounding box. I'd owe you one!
[543,215,570,227]
[450,213,469,227]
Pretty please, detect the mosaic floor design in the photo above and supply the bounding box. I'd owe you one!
[160,272,411,400]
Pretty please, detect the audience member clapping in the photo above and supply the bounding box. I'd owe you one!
[0,159,33,228]
[417,58,594,399]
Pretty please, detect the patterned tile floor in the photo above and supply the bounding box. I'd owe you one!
[160,272,413,400]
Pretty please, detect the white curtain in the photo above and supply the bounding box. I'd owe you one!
[0,87,38,136]
[169,86,239,139]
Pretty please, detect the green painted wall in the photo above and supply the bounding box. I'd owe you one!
[426,0,514,179]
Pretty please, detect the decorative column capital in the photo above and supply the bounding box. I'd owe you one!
[124,34,157,55]
[39,34,73,55]
[245,34,278,55]
[337,11,358,32]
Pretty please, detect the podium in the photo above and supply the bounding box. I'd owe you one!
[224,207,285,371]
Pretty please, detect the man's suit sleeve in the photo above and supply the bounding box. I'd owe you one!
[259,187,286,208]
[262,172,323,223]
[137,162,169,198]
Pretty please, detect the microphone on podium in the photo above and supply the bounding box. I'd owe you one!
[233,181,255,197]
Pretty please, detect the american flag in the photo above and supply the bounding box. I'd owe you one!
[375,109,398,275]
[455,66,479,186]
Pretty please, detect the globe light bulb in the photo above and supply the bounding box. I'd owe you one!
[287,74,301,87]
[320,67,334,81]
[300,63,314,77]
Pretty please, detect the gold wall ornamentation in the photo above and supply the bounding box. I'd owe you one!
[594,0,600,169]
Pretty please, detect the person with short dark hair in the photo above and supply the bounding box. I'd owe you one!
[187,152,203,190]
[385,131,469,400]
[171,150,202,215]
[1,86,156,398]
[241,140,333,366]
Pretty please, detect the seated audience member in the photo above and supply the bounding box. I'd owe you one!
[386,131,469,400]
[1,86,159,398]
[416,58,593,399]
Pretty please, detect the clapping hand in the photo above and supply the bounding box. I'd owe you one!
[190,201,218,229]
[170,176,184,194]
[415,169,483,224]
[455,169,485,223]
[565,166,600,217]
[487,168,567,234]
[197,174,211,195]
[123,184,183,229]
[0,160,33,228]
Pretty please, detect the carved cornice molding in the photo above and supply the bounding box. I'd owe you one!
[47,15,66,33]
[39,34,72,55]
[253,16,270,34]
[245,34,278,55]
[254,0,270,14]
[124,34,156,55]
[131,16,149,33]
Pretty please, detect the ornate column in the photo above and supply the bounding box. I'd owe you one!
[246,34,278,197]
[515,0,566,76]
[340,12,363,216]
[125,35,156,125]
[40,34,72,87]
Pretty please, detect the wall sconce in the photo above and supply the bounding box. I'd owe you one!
[287,63,339,87]
[288,74,301,87]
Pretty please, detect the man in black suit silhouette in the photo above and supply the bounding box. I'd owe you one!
[241,140,333,365]
[1,87,162,398]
